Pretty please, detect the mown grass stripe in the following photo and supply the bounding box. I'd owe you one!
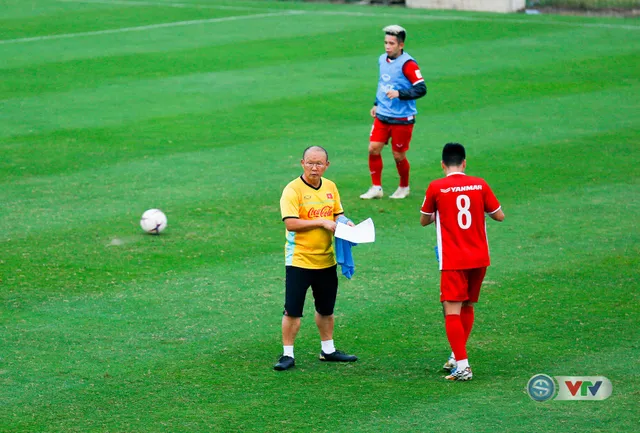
[0,11,302,45]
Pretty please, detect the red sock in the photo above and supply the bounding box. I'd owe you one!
[369,154,383,186]
[445,314,467,361]
[461,306,474,344]
[396,158,410,187]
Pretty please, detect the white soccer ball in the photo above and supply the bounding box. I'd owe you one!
[140,209,167,234]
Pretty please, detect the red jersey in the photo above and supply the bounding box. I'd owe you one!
[421,173,501,271]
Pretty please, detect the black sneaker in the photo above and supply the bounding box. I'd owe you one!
[274,355,295,371]
[319,350,358,362]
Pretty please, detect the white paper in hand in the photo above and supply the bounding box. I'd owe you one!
[334,218,375,244]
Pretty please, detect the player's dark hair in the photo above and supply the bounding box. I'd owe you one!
[385,29,406,43]
[383,25,407,43]
[442,143,466,167]
[302,146,329,162]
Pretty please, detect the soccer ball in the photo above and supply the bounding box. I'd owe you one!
[140,209,167,234]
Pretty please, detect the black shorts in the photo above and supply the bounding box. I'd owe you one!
[284,265,338,317]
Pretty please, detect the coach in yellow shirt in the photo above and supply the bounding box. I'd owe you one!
[274,146,358,371]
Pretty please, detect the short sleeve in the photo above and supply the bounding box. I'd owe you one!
[402,60,424,85]
[280,186,300,220]
[483,182,501,214]
[421,184,436,214]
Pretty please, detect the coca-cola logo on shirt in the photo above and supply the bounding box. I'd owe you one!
[307,206,332,218]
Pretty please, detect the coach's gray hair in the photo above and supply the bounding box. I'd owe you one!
[302,146,329,161]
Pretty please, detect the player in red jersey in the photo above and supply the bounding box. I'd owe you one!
[360,25,427,200]
[420,143,505,381]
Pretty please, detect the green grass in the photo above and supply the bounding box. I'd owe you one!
[1,1,639,432]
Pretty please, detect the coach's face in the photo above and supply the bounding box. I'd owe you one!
[301,149,329,186]
[384,35,404,59]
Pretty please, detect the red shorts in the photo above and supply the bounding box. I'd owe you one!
[370,118,414,153]
[440,268,487,303]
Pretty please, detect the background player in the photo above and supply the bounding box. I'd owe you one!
[420,143,505,381]
[360,25,427,200]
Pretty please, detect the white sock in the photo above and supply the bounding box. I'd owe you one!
[450,351,456,360]
[321,339,336,354]
[283,345,294,358]
[457,359,469,370]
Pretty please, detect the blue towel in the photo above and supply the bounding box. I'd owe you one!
[335,216,357,279]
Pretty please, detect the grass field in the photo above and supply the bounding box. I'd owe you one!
[1,1,639,432]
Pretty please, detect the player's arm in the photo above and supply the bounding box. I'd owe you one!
[372,64,380,115]
[420,212,435,226]
[398,60,427,100]
[483,182,505,222]
[420,187,436,226]
[371,94,380,117]
[488,208,505,222]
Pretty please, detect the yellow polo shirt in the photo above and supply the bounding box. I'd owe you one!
[280,176,344,269]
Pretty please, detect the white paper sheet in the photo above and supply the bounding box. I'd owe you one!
[334,218,375,244]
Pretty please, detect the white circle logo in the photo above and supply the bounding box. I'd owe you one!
[527,374,556,402]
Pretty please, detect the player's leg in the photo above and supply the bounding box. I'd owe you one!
[361,119,389,199]
[441,302,457,371]
[389,123,414,199]
[461,302,474,344]
[443,300,467,368]
[275,266,310,370]
[461,268,487,343]
[312,266,357,362]
[443,268,487,378]
[441,270,473,381]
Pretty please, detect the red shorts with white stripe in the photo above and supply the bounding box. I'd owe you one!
[370,118,414,153]
[440,267,487,303]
